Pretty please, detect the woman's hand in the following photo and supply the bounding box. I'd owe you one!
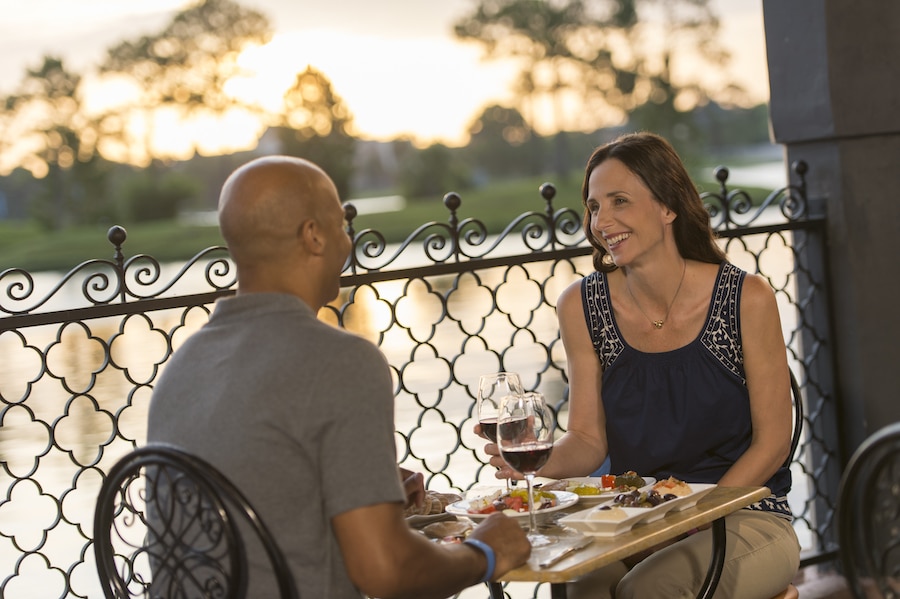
[473,423,524,481]
[483,438,524,481]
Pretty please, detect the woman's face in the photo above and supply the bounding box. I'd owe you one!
[585,158,673,268]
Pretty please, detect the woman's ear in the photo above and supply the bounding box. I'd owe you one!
[662,205,678,225]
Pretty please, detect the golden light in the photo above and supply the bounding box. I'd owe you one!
[230,30,520,147]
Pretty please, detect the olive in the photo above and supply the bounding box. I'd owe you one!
[663,493,677,502]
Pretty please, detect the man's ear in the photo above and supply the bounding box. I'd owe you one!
[298,218,325,255]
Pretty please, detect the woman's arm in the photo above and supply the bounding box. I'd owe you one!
[718,273,793,487]
[533,280,609,479]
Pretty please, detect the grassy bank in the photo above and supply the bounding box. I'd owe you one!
[0,169,772,274]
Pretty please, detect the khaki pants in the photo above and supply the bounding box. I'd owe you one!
[567,510,800,599]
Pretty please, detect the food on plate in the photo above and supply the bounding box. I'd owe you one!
[652,477,693,497]
[404,490,463,517]
[613,478,692,508]
[423,519,473,541]
[613,471,646,489]
[465,488,558,515]
[588,505,629,521]
[542,470,647,495]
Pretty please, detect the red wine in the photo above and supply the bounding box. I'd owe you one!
[479,418,498,442]
[498,417,528,442]
[500,442,553,474]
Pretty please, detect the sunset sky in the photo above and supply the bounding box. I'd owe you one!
[0,0,770,153]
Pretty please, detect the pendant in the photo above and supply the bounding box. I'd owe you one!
[653,320,664,329]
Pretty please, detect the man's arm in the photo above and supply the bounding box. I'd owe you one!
[332,501,530,599]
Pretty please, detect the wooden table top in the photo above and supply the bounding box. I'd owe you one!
[499,485,771,584]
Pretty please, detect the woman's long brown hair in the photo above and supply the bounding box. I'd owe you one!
[581,132,727,272]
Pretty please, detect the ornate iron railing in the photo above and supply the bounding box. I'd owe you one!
[0,161,840,598]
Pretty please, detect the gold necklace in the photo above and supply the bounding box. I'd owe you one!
[625,260,687,329]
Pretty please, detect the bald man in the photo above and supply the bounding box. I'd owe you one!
[148,156,530,599]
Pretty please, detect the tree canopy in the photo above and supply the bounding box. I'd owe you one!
[277,66,357,199]
[98,0,273,164]
[454,0,733,137]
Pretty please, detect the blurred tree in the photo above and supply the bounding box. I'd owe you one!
[276,66,356,199]
[122,170,201,222]
[0,56,112,229]
[98,0,272,166]
[454,0,733,143]
[398,143,471,201]
[465,104,546,179]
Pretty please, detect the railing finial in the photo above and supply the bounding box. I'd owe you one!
[107,226,127,267]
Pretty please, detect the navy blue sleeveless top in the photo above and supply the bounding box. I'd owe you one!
[582,262,792,519]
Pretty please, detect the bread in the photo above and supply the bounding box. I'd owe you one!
[404,491,463,516]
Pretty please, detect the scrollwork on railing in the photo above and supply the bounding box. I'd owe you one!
[343,182,586,273]
[702,160,809,229]
[0,226,235,320]
[0,164,810,320]
[120,247,234,300]
[1,260,123,316]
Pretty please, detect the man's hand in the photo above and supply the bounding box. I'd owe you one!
[467,512,531,579]
[399,467,425,510]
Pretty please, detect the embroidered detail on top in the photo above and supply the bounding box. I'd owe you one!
[582,272,623,370]
[699,263,746,385]
[581,264,747,379]
[744,494,794,522]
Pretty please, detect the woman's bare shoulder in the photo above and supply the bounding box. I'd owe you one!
[558,276,586,305]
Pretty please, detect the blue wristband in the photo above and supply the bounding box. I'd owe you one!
[464,538,496,583]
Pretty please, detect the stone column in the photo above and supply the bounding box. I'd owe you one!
[764,0,900,453]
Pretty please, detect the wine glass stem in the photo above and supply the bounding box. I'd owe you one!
[525,474,537,535]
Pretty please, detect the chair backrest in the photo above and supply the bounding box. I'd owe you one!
[93,444,299,599]
[836,421,900,599]
[785,370,804,469]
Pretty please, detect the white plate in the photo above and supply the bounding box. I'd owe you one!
[445,490,579,520]
[547,476,657,505]
[558,483,716,536]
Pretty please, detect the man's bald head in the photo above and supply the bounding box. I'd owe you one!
[218,156,339,265]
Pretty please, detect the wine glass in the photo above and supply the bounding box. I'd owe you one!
[498,390,555,547]
[477,372,524,490]
[476,372,524,444]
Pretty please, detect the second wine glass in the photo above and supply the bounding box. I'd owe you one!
[476,372,524,443]
[498,390,555,547]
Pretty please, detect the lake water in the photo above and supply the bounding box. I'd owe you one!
[0,220,816,598]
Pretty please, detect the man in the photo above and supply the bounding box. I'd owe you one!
[148,156,530,598]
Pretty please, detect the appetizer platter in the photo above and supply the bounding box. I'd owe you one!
[539,471,656,505]
[558,479,716,537]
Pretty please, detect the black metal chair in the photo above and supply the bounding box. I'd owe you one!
[786,369,804,469]
[837,421,900,599]
[93,444,299,599]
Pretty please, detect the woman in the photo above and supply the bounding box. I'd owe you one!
[487,132,800,598]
